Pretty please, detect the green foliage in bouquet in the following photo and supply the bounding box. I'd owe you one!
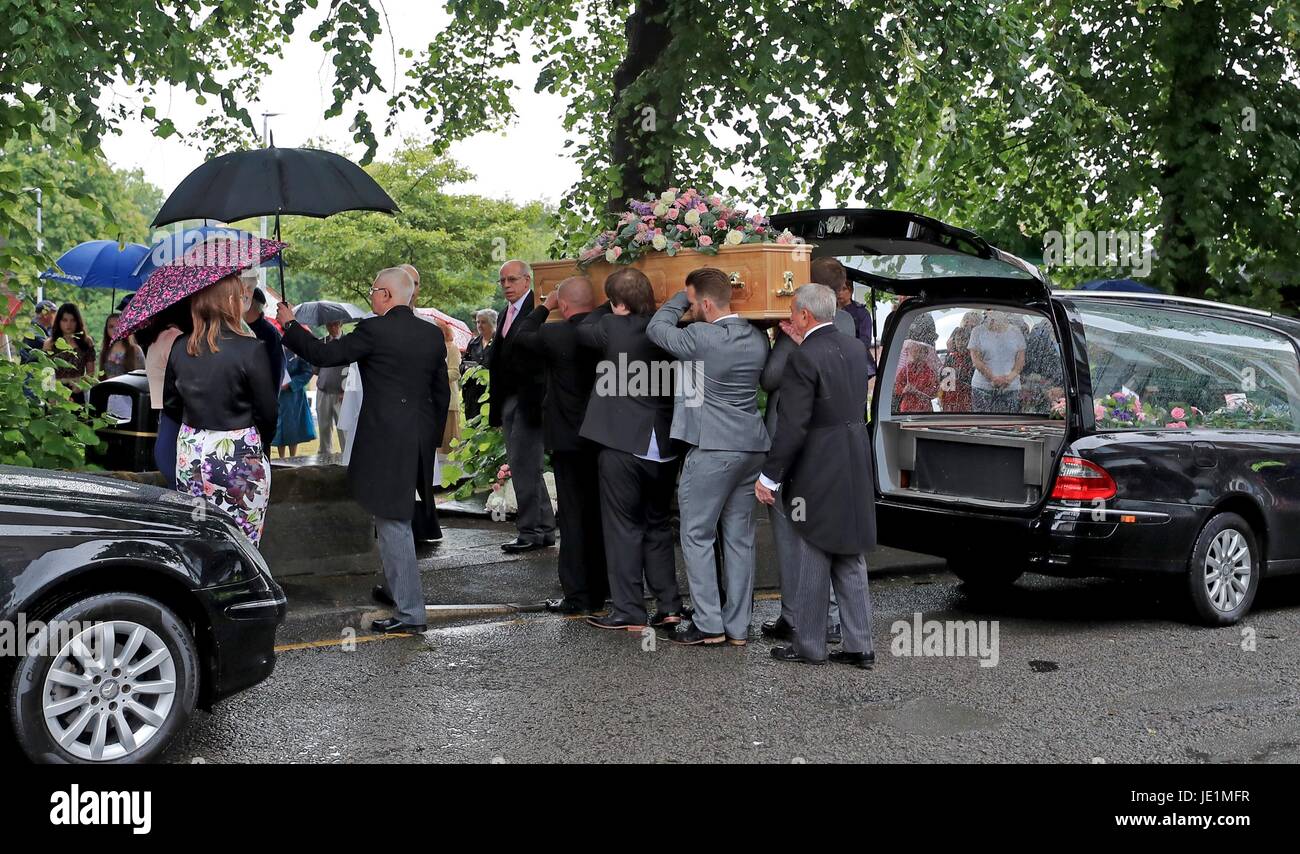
[0,320,107,469]
[440,365,507,500]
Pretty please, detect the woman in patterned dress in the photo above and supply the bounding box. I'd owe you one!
[163,274,278,545]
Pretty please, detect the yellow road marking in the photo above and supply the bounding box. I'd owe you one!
[275,633,415,652]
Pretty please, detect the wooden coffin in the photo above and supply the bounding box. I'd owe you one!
[531,243,812,320]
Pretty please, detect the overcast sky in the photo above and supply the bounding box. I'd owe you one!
[99,0,581,206]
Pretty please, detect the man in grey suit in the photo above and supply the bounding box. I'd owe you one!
[647,267,771,645]
[759,306,857,645]
[755,283,876,669]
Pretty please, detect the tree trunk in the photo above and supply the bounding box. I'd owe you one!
[1153,1,1225,299]
[607,0,677,215]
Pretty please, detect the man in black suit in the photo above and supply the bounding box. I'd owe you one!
[511,276,611,615]
[755,283,877,669]
[487,259,556,553]
[577,268,684,631]
[244,288,284,397]
[277,267,450,634]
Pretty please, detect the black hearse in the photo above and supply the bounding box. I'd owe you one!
[772,209,1300,625]
[0,466,285,763]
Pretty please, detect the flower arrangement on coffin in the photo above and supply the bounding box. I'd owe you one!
[1159,403,1203,429]
[1093,390,1162,428]
[1201,398,1293,431]
[579,188,797,266]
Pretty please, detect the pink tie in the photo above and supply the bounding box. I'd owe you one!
[502,303,518,337]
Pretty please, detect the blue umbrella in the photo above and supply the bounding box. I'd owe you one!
[133,225,284,281]
[40,240,152,291]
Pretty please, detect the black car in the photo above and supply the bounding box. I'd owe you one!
[774,208,1300,625]
[0,466,285,763]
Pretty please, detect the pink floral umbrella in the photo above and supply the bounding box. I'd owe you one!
[113,236,286,343]
[414,306,473,352]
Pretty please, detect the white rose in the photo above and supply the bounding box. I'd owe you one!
[660,190,676,203]
[605,248,620,263]
[653,202,668,217]
[725,229,744,245]
[651,234,668,250]
[684,209,701,226]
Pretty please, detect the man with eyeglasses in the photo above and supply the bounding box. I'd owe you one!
[486,259,556,553]
[277,268,451,634]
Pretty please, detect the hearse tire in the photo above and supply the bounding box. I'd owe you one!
[1186,512,1260,627]
[10,592,199,764]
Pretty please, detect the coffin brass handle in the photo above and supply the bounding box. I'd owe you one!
[729,272,744,289]
[774,271,796,297]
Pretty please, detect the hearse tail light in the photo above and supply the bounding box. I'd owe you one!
[1050,456,1117,501]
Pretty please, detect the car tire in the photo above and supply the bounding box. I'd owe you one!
[1186,512,1260,626]
[9,592,200,764]
[947,556,1025,590]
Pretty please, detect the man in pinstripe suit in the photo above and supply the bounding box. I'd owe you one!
[754,283,877,668]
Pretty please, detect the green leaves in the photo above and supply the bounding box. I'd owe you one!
[0,330,110,470]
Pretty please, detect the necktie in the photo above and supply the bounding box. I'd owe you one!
[502,303,518,337]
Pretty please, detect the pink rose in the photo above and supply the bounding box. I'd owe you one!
[716,219,728,230]
[1166,421,1188,429]
[1170,407,1185,420]
[665,208,679,220]
[1094,404,1106,420]
[695,202,708,213]
[698,235,713,246]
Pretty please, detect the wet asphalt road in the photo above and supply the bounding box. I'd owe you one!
[166,565,1300,764]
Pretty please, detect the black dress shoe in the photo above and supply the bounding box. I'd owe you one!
[829,650,876,669]
[761,617,794,640]
[649,611,685,628]
[545,597,591,615]
[667,624,725,646]
[502,538,547,554]
[827,624,843,645]
[371,618,427,634]
[770,645,826,665]
[586,614,646,631]
[372,585,396,607]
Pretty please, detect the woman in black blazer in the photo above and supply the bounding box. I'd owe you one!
[163,275,278,545]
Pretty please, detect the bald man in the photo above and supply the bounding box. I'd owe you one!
[486,259,556,553]
[511,277,612,612]
[278,268,451,634]
[400,263,421,306]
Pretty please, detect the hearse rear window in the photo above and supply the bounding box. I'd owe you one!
[889,305,1062,417]
[1077,302,1300,431]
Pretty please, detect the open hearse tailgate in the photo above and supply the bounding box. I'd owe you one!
[768,208,1049,300]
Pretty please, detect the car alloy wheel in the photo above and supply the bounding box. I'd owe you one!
[1203,528,1252,613]
[42,620,178,762]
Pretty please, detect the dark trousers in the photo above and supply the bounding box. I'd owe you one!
[412,496,443,543]
[154,412,180,489]
[597,447,680,623]
[552,449,609,608]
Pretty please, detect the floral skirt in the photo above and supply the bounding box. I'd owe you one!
[176,424,272,546]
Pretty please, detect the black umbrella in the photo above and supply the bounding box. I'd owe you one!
[151,144,400,299]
